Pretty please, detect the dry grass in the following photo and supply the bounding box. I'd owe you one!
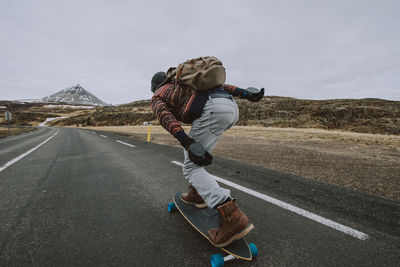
[81,125,400,201]
[0,126,35,137]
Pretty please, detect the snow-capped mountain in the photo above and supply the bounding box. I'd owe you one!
[42,84,107,106]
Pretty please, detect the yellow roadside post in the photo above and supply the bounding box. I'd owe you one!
[147,124,152,142]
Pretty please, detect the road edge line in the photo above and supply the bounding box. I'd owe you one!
[0,129,60,173]
[171,160,369,240]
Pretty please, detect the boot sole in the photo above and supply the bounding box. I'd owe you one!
[209,223,254,248]
[180,196,208,208]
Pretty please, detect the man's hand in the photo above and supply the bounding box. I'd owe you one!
[176,131,213,166]
[187,142,213,166]
[236,87,264,102]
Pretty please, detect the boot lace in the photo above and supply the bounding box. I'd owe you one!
[207,206,233,225]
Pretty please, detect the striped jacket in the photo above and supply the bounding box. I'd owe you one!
[151,83,239,138]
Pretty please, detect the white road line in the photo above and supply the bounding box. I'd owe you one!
[171,160,369,240]
[0,130,60,173]
[91,132,96,134]
[115,140,135,148]
[99,135,108,138]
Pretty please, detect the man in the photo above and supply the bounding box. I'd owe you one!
[150,70,264,247]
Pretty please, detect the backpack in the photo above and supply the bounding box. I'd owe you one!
[165,56,226,92]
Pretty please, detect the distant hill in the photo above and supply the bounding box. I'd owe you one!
[42,84,107,106]
[235,96,400,135]
[2,95,399,135]
[50,96,400,135]
[0,101,95,126]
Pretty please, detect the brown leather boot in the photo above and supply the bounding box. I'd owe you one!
[181,185,208,208]
[208,199,254,247]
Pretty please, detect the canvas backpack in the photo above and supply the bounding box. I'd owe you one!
[164,56,226,92]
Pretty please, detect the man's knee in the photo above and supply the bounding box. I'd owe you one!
[183,161,204,180]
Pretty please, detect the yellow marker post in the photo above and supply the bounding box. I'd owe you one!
[147,125,152,142]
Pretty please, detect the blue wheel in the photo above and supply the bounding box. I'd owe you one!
[249,243,258,258]
[167,202,176,213]
[210,253,224,267]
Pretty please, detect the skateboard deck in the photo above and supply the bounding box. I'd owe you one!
[168,192,258,266]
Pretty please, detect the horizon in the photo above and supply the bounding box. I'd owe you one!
[1,88,398,106]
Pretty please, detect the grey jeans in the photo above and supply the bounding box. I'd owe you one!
[183,96,239,208]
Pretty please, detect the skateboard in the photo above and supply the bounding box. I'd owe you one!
[168,192,258,267]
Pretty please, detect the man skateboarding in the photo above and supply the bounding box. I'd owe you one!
[150,58,264,247]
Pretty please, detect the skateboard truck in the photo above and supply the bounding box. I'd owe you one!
[211,243,258,267]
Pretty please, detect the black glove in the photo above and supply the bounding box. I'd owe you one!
[236,87,264,102]
[175,131,213,166]
[176,131,195,148]
[187,142,213,166]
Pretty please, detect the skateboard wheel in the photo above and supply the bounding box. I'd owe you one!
[167,203,176,213]
[249,243,258,258]
[210,253,224,267]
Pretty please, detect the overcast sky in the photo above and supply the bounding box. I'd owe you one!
[1,0,399,104]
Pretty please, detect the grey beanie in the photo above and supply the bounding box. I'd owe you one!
[151,71,167,92]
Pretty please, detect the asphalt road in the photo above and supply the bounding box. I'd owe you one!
[0,127,399,266]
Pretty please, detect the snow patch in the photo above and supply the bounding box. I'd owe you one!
[39,117,68,126]
[43,105,94,109]
[16,99,41,103]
